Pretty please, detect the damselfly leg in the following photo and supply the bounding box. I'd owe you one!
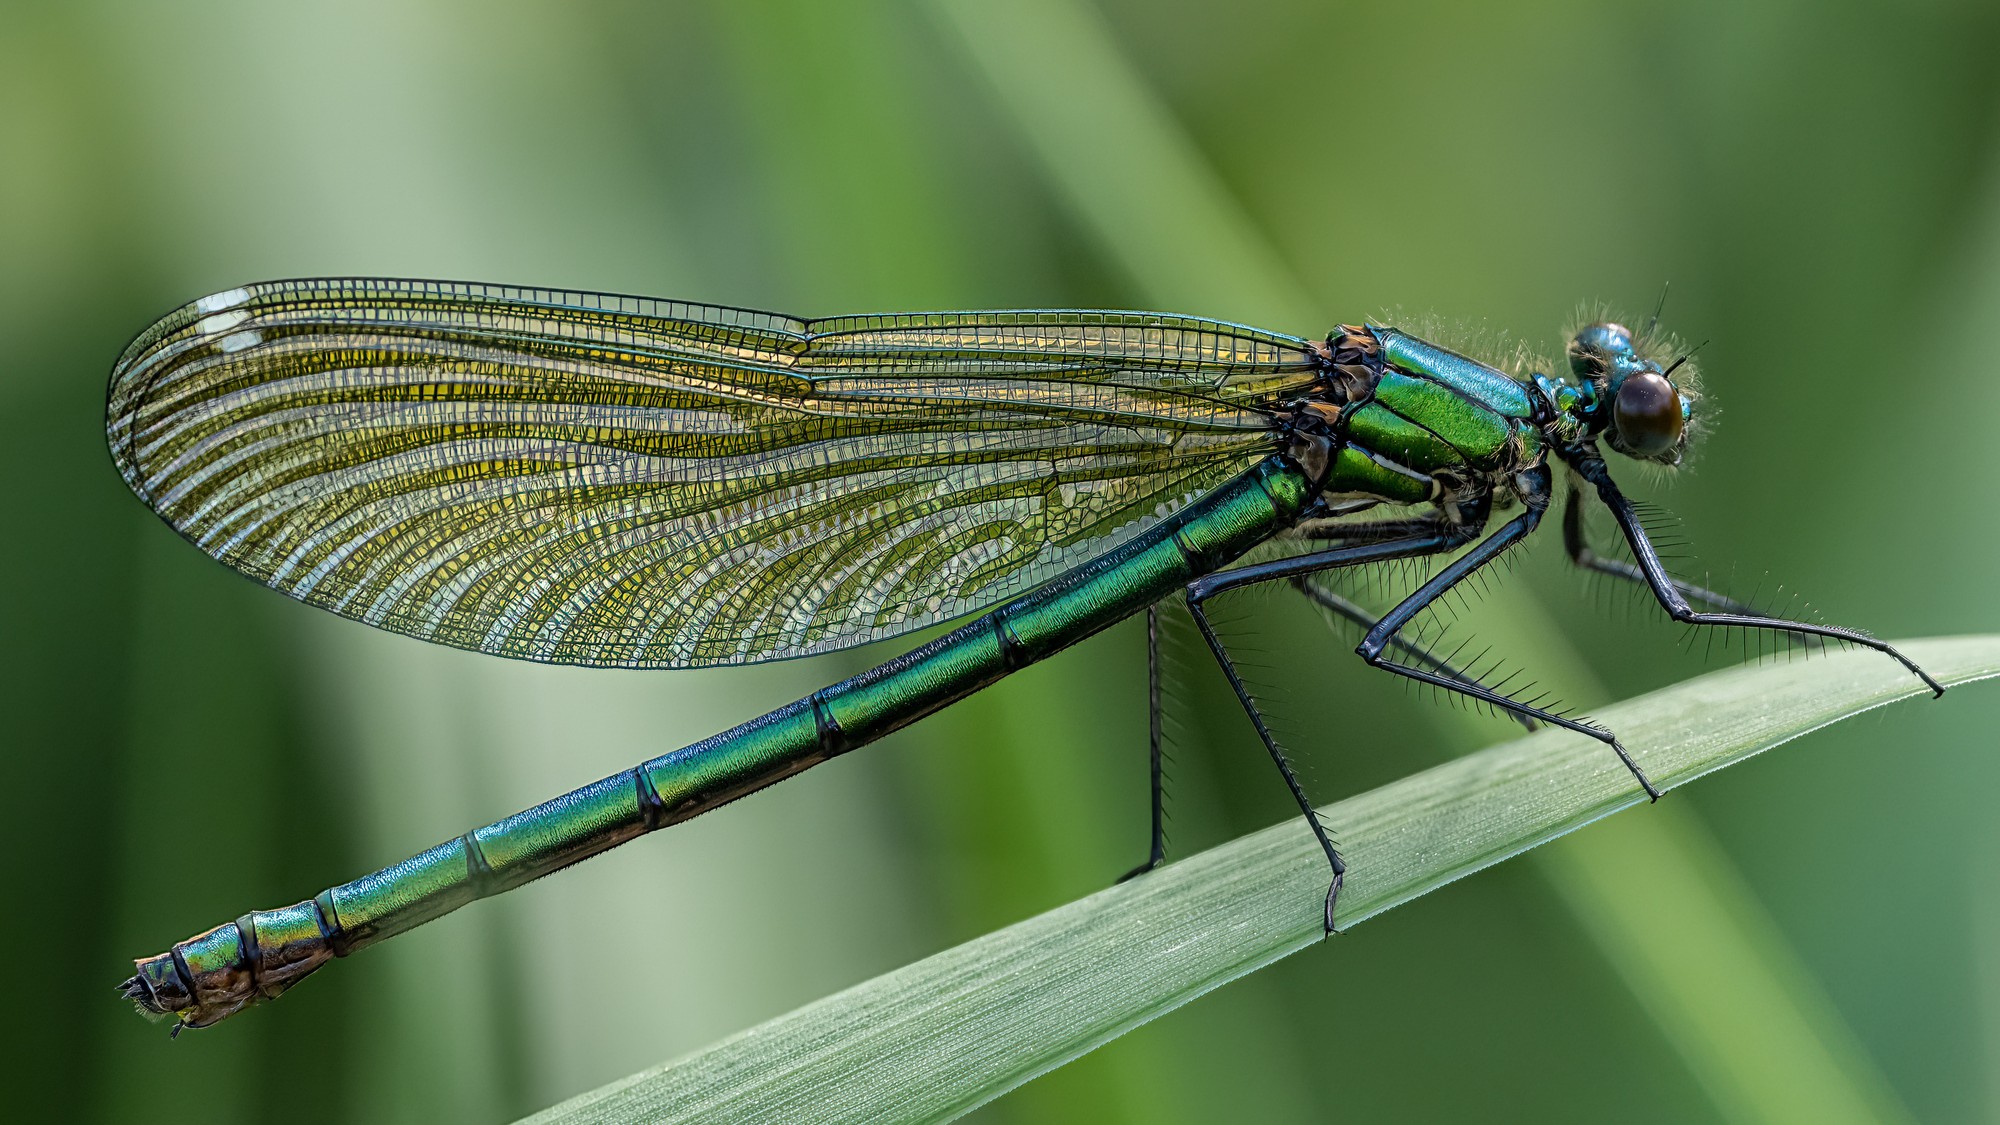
[1185,525,1473,932]
[1291,511,1540,729]
[1350,466,1661,800]
[1120,557,1542,883]
[1288,579,1540,733]
[1562,486,1755,613]
[1562,449,1946,697]
[1181,465,1673,931]
[1118,604,1170,883]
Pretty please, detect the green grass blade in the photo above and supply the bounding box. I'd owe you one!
[523,637,1999,1124]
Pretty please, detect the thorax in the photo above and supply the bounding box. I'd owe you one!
[1277,325,1549,513]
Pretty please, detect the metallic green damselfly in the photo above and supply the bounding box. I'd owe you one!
[108,279,1942,1033]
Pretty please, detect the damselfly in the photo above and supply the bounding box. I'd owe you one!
[108,279,1941,1033]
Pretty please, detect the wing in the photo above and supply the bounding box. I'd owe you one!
[106,278,1316,667]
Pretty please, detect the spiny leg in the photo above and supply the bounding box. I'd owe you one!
[1563,448,1945,697]
[1120,520,1496,880]
[1118,515,1464,885]
[1562,485,1755,613]
[1118,604,1169,882]
[1353,465,1662,799]
[1289,576,1539,733]
[1186,532,1468,932]
[1300,508,1544,731]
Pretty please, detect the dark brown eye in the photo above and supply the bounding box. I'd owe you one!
[1613,371,1684,457]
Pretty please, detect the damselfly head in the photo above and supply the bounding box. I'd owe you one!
[1566,320,1698,466]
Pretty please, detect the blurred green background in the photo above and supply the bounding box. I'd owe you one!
[5,0,1998,1121]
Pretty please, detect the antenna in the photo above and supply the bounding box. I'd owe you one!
[1645,282,1671,339]
[1661,339,1709,379]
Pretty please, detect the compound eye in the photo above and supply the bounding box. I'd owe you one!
[1612,371,1684,457]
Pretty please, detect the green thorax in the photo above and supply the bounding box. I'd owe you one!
[1289,325,1572,504]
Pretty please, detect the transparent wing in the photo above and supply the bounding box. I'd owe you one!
[107,278,1316,667]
